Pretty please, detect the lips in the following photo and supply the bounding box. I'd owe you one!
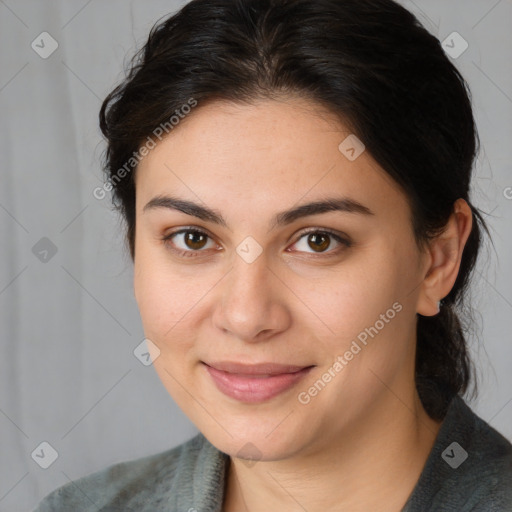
[205,361,311,375]
[203,361,314,403]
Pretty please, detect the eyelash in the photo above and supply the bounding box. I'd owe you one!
[161,226,352,259]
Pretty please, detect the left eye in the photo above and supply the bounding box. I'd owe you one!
[290,230,350,254]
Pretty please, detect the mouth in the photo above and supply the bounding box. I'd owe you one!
[202,361,315,403]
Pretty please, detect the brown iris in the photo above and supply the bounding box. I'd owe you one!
[307,233,330,252]
[184,231,208,250]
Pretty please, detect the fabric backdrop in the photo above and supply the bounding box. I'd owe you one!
[0,1,511,510]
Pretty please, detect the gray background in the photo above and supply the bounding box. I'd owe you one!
[0,1,510,511]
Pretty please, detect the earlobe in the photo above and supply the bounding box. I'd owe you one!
[416,199,473,317]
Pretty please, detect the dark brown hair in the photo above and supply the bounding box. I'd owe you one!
[99,0,491,420]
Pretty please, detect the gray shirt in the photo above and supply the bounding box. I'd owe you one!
[32,395,512,511]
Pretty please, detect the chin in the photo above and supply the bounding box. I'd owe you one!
[196,412,314,463]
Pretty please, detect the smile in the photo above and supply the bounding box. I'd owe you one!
[202,361,315,403]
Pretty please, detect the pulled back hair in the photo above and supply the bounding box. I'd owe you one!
[99,0,491,421]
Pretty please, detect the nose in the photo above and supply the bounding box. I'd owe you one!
[212,253,291,342]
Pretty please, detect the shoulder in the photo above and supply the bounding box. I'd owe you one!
[447,395,512,483]
[32,433,227,512]
[458,398,512,509]
[403,395,512,511]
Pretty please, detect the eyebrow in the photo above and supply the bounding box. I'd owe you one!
[142,195,374,231]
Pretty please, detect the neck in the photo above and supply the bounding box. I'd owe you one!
[222,390,443,512]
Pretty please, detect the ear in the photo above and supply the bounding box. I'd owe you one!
[417,198,473,316]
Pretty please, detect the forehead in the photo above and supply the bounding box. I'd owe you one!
[134,97,409,225]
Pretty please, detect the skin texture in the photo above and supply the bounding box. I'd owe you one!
[133,97,473,511]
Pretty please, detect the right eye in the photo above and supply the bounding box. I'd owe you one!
[161,228,219,258]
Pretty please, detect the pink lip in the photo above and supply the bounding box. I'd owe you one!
[203,361,314,403]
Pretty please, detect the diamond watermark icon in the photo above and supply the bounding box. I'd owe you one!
[134,338,161,366]
[31,441,59,469]
[236,442,262,468]
[441,441,468,469]
[338,134,365,161]
[441,32,468,59]
[32,237,58,263]
[236,236,263,264]
[31,32,59,59]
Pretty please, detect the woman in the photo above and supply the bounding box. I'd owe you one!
[33,0,512,510]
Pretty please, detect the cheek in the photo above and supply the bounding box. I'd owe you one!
[134,252,190,339]
[305,255,399,341]
[133,248,218,346]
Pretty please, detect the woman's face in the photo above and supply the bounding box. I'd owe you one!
[133,97,430,461]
